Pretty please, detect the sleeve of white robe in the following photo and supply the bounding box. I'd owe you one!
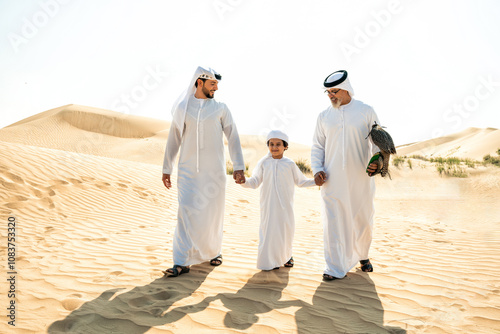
[241,157,265,189]
[292,163,316,188]
[368,107,382,155]
[311,111,326,176]
[221,104,245,171]
[162,122,182,174]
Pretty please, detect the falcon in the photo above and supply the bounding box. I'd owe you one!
[365,121,396,178]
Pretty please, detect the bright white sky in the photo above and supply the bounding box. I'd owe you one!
[1,0,499,146]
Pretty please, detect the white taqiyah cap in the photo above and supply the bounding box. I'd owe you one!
[267,129,289,143]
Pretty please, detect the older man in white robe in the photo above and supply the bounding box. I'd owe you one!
[311,70,381,281]
[162,66,245,277]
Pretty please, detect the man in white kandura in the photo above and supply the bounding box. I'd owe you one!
[161,66,245,277]
[311,70,381,281]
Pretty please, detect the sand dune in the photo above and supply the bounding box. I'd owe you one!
[0,104,310,170]
[0,104,170,165]
[397,127,500,160]
[1,106,499,333]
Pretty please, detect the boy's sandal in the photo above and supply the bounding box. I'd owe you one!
[323,273,344,281]
[210,255,223,266]
[284,257,294,267]
[360,259,373,272]
[162,265,190,277]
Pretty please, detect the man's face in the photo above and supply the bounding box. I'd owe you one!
[202,79,219,99]
[325,88,345,108]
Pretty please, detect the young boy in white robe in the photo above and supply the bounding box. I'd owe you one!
[240,130,317,270]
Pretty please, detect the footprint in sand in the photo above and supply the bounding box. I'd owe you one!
[41,197,56,209]
[7,195,29,202]
[61,298,84,311]
[67,178,87,189]
[0,178,22,191]
[146,256,162,265]
[8,197,39,209]
[133,189,148,198]
[33,189,44,198]
[50,180,69,186]
[5,172,25,184]
[95,182,111,190]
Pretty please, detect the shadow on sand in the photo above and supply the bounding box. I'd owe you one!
[48,264,215,333]
[48,266,294,333]
[175,268,296,331]
[294,272,407,334]
[49,266,406,333]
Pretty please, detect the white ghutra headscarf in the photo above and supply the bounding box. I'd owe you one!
[171,66,221,136]
[323,70,354,97]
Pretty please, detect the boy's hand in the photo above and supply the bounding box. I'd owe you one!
[162,174,171,189]
[314,171,327,186]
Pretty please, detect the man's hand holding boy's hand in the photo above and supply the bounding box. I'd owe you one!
[233,170,245,184]
[314,171,327,186]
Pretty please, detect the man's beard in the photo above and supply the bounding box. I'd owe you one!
[202,86,214,99]
[331,97,342,109]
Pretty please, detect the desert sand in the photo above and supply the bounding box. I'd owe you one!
[0,105,499,333]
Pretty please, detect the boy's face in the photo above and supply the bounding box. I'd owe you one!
[268,138,286,159]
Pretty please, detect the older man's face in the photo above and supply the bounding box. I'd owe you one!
[325,88,345,108]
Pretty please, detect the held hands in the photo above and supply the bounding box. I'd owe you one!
[314,171,327,186]
[233,170,245,184]
[164,171,246,188]
[162,174,171,189]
